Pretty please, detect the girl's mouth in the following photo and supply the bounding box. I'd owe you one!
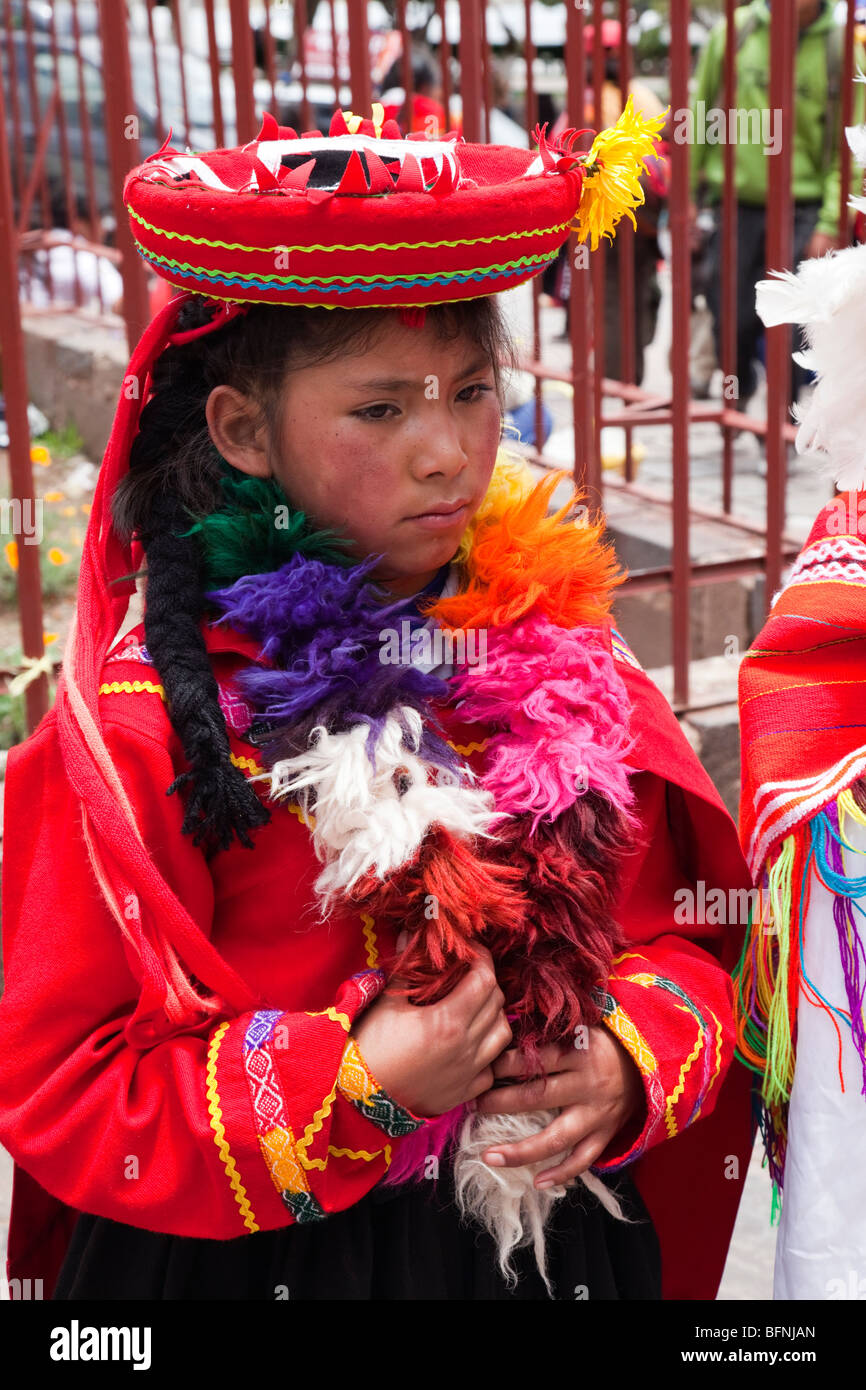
[406,500,471,529]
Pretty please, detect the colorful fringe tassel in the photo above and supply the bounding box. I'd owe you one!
[734,789,866,1198]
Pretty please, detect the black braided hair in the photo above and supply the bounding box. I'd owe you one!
[112,292,516,858]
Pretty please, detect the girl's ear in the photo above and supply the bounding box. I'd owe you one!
[205,385,272,479]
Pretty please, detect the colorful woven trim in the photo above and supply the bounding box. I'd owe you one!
[241,1008,327,1223]
[337,1036,422,1139]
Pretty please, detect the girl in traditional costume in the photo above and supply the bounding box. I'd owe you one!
[0,102,752,1301]
[737,112,866,1301]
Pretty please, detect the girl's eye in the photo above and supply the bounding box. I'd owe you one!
[354,403,399,421]
[458,383,495,403]
[348,383,492,419]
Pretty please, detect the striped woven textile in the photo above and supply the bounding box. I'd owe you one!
[737,493,866,1192]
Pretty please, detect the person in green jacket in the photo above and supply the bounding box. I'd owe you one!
[686,0,866,407]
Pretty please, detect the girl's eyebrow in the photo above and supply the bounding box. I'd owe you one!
[346,354,493,393]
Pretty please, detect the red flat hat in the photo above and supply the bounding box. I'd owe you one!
[124,102,666,309]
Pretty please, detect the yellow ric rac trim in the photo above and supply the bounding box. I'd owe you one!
[361,913,379,969]
[306,1006,351,1032]
[447,738,490,756]
[610,950,646,967]
[295,1083,338,1160]
[98,679,165,699]
[206,1022,259,1233]
[699,1011,726,1123]
[127,203,572,256]
[230,752,265,777]
[328,1145,384,1163]
[664,1027,705,1140]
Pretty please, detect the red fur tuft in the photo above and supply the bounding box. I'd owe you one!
[350,827,526,1004]
[483,795,633,1056]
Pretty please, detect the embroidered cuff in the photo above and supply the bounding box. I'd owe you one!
[338,1035,425,1138]
[590,990,667,1172]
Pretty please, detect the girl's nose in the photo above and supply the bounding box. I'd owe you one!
[410,410,469,478]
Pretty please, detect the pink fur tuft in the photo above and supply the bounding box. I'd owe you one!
[385,1105,467,1185]
[452,618,638,831]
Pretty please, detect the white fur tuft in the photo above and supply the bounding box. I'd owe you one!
[453,1110,630,1294]
[755,242,866,491]
[264,712,502,911]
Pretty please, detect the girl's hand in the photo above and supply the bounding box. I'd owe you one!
[351,946,512,1119]
[473,1026,645,1188]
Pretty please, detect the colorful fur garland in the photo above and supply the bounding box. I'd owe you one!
[204,452,638,1286]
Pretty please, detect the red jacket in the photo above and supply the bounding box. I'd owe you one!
[0,618,753,1298]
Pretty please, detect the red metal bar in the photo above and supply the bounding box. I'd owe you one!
[22,1,53,299]
[70,0,103,283]
[616,0,636,482]
[668,0,692,706]
[16,81,59,238]
[98,0,150,351]
[294,0,311,132]
[329,0,343,109]
[839,0,856,244]
[48,2,83,310]
[262,0,279,119]
[480,0,493,143]
[437,0,451,127]
[764,0,796,604]
[0,69,48,731]
[524,0,544,454]
[230,0,258,143]
[719,0,738,514]
[170,0,193,149]
[396,0,412,133]
[145,0,166,144]
[346,0,371,119]
[204,0,226,147]
[458,0,483,144]
[3,0,25,224]
[565,0,592,494]
[588,10,604,498]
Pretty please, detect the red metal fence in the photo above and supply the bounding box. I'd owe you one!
[1,0,864,728]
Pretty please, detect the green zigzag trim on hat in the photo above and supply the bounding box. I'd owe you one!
[127,203,573,256]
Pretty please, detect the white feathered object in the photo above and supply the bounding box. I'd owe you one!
[754,113,866,492]
[261,710,502,911]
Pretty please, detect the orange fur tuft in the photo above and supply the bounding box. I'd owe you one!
[422,471,625,632]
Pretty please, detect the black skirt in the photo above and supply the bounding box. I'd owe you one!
[52,1164,662,1301]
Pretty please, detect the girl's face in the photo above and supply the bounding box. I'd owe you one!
[208,314,502,597]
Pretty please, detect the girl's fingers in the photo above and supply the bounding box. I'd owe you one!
[481,1110,589,1169]
[474,1069,591,1116]
[490,1044,570,1080]
[475,1013,513,1070]
[533,1134,605,1188]
[467,988,508,1041]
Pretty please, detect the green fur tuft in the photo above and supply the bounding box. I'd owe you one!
[180,467,355,591]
